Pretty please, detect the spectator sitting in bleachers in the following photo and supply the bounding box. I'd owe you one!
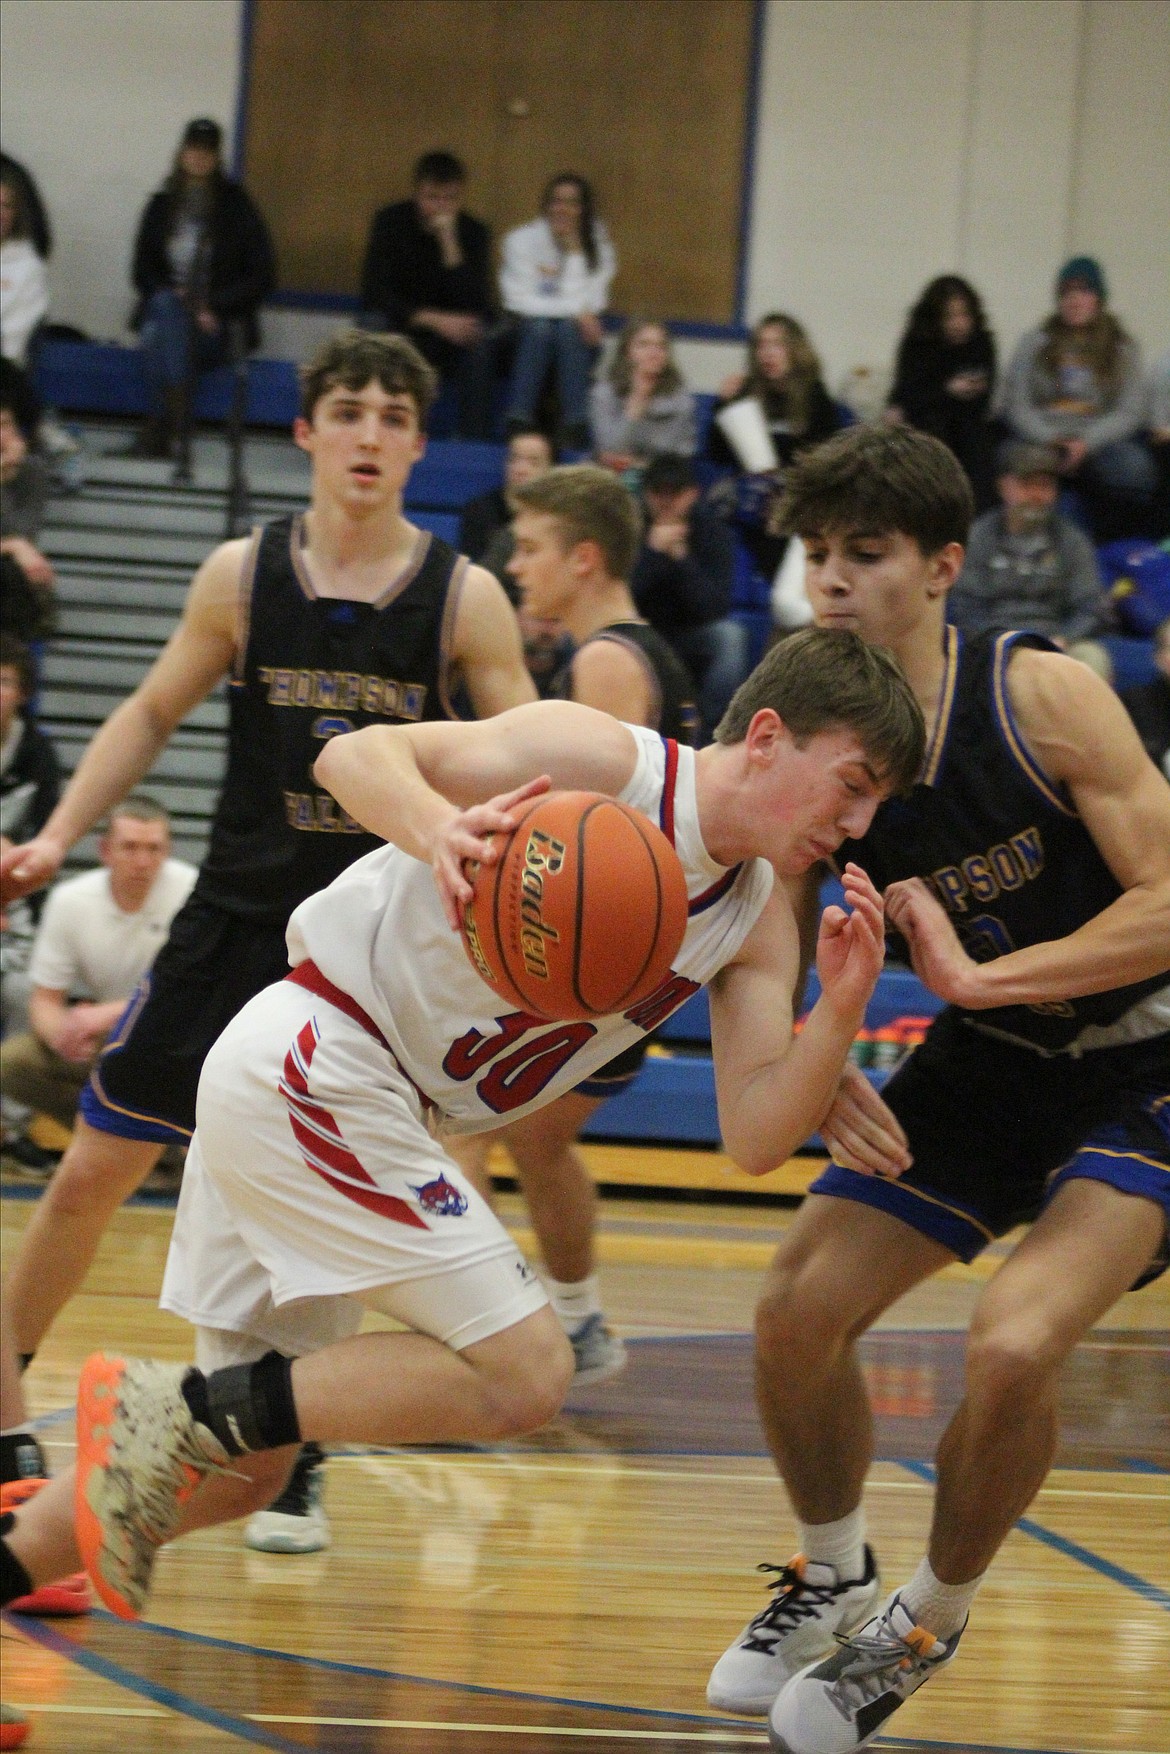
[129,118,275,461]
[590,317,696,475]
[0,796,195,1175]
[457,424,569,695]
[707,311,845,579]
[1001,257,1157,541]
[1121,615,1170,780]
[361,150,496,441]
[887,274,996,509]
[500,172,616,451]
[0,154,49,370]
[0,631,60,1051]
[632,453,747,740]
[458,423,554,571]
[949,440,1109,663]
[0,364,54,644]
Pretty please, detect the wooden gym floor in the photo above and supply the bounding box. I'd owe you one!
[1,1150,1167,1754]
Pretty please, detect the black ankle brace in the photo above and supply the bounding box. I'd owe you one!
[182,1351,301,1456]
[1,1514,33,1606]
[0,1431,48,1486]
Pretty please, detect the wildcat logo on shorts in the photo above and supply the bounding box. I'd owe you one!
[411,1173,469,1217]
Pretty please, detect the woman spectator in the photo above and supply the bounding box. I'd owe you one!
[500,172,616,450]
[888,274,996,508]
[129,118,275,460]
[0,156,50,368]
[590,317,696,473]
[1001,257,1156,540]
[707,312,844,576]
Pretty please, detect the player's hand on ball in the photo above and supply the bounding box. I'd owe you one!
[432,775,551,929]
[820,1061,912,1178]
[885,877,977,1006]
[815,863,886,1019]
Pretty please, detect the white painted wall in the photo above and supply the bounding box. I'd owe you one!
[747,0,1170,386]
[3,0,1167,394]
[0,0,242,341]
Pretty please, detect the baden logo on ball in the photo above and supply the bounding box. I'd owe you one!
[461,792,689,1022]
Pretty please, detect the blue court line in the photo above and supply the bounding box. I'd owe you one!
[2,1612,307,1750]
[897,1459,1170,1610]
[5,1608,1118,1754]
[1121,1455,1170,1475]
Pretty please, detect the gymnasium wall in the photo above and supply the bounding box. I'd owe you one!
[2,0,1167,392]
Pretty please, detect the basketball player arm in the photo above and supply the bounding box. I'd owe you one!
[313,702,641,927]
[886,651,1170,1007]
[0,542,244,907]
[709,865,888,1176]
[450,564,538,717]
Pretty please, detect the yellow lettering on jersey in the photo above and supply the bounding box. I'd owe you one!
[962,855,998,903]
[932,866,968,912]
[282,790,368,833]
[1011,827,1044,880]
[989,843,1024,890]
[262,669,429,721]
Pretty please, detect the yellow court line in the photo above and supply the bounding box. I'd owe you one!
[253,1717,766,1743]
[504,1225,1000,1279]
[337,1454,1167,1500]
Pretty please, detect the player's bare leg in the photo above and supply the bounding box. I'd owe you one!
[6,1121,163,1357]
[502,1093,601,1283]
[929,1176,1164,1582]
[753,1196,950,1520]
[709,1199,949,1713]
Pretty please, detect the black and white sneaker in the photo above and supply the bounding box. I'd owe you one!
[708,1547,881,1716]
[244,1441,330,1553]
[768,1590,964,1752]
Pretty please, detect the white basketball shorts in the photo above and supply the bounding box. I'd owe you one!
[159,978,547,1360]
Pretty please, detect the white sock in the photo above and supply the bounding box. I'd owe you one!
[899,1556,982,1639]
[544,1273,602,1334]
[798,1507,867,1582]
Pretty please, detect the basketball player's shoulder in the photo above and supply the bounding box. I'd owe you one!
[184,534,256,631]
[1002,641,1120,778]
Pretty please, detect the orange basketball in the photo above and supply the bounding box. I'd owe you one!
[461,791,689,1022]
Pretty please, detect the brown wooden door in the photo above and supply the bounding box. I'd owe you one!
[244,0,755,321]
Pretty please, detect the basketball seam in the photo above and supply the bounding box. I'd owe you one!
[573,802,665,1016]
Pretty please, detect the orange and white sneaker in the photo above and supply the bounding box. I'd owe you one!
[0,1478,89,1617]
[74,1353,232,1620]
[768,1591,964,1753]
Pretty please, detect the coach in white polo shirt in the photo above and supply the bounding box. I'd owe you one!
[0,797,195,1137]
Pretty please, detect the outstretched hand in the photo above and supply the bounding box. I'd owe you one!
[815,862,887,1020]
[432,774,551,931]
[885,877,977,1006]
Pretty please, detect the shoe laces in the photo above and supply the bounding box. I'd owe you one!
[826,1611,940,1711]
[742,1558,841,1651]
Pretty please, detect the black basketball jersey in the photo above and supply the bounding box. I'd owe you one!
[195,513,465,918]
[838,626,1168,1052]
[550,619,699,745]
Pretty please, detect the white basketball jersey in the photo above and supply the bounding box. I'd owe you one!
[285,725,773,1134]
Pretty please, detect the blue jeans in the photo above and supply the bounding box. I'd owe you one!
[139,290,229,413]
[671,618,751,741]
[505,317,596,432]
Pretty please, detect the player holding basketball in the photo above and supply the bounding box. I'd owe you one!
[707,425,1170,1753]
[449,463,700,1384]
[0,627,925,1626]
[0,328,535,1554]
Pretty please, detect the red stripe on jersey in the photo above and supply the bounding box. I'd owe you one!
[281,1022,429,1231]
[659,738,679,846]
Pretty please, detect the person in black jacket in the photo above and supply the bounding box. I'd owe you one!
[361,151,496,439]
[888,275,997,509]
[633,454,748,739]
[130,118,275,459]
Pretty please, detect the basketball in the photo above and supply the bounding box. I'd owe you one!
[461,791,689,1022]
